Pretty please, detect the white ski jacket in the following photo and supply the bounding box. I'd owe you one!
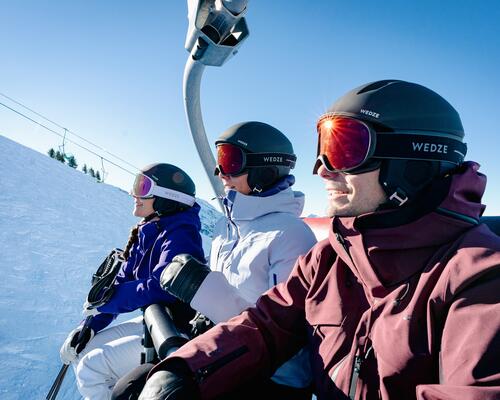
[191,186,317,388]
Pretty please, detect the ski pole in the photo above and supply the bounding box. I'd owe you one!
[46,364,69,400]
[46,316,93,400]
[47,249,123,399]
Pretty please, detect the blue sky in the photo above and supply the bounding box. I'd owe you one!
[1,1,499,216]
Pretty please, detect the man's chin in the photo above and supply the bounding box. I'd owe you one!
[326,204,355,218]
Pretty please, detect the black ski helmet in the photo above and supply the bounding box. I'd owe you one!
[139,163,196,215]
[316,79,467,206]
[215,121,296,192]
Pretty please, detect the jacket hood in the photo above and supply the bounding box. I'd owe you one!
[224,187,305,222]
[329,162,487,300]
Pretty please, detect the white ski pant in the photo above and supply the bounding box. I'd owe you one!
[73,315,144,400]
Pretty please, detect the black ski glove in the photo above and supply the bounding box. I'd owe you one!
[60,325,94,364]
[138,359,200,400]
[160,254,210,304]
[189,312,215,338]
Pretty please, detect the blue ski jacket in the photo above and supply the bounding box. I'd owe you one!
[89,204,205,332]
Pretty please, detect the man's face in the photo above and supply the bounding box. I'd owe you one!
[318,164,387,217]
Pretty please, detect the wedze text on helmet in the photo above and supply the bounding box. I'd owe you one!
[360,109,380,118]
[412,142,448,154]
[263,156,283,163]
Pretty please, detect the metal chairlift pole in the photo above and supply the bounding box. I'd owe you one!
[100,157,107,183]
[183,0,250,210]
[58,128,68,160]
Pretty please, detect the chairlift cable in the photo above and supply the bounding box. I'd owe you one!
[0,92,139,171]
[0,100,137,176]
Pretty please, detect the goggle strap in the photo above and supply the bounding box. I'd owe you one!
[150,186,196,207]
[245,152,297,168]
[374,134,467,165]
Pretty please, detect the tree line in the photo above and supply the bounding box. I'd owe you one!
[47,148,102,182]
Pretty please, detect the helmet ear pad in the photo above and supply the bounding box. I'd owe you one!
[153,198,188,215]
[379,159,441,204]
[247,167,280,192]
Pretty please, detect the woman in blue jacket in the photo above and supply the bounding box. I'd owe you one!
[59,163,205,400]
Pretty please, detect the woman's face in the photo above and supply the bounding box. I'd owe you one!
[218,172,252,195]
[132,196,156,217]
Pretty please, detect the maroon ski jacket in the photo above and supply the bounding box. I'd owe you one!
[154,162,500,399]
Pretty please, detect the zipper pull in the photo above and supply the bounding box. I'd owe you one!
[348,352,363,400]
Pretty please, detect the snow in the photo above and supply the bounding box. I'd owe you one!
[0,134,221,399]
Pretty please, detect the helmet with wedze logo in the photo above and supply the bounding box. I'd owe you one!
[140,163,196,215]
[315,79,467,206]
[215,121,296,193]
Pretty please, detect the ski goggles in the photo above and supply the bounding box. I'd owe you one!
[130,174,195,206]
[314,114,467,174]
[215,143,296,176]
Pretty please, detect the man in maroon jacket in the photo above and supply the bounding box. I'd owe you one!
[139,80,500,400]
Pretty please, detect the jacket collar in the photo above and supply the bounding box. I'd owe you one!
[328,162,486,300]
[223,187,305,222]
[138,203,201,250]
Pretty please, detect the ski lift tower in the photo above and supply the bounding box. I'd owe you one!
[183,0,249,209]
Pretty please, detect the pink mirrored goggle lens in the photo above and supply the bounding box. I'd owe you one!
[131,174,153,197]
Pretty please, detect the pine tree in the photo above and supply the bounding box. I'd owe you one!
[82,164,88,174]
[47,148,56,158]
[67,155,78,169]
[89,167,96,177]
[95,171,101,182]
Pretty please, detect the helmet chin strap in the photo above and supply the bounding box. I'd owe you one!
[247,167,278,194]
[387,187,409,207]
[379,159,443,209]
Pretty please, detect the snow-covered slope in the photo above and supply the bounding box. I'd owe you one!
[0,135,221,399]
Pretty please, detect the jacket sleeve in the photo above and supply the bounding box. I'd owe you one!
[191,220,316,324]
[88,250,138,332]
[87,313,117,333]
[96,228,204,315]
[151,247,317,399]
[190,271,253,323]
[416,266,500,399]
[113,247,138,285]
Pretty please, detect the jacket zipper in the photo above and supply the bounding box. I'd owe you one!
[348,351,363,400]
[195,345,249,383]
[348,344,374,400]
[216,201,240,271]
[335,232,356,269]
[335,231,363,399]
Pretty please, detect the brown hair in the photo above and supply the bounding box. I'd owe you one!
[123,212,158,261]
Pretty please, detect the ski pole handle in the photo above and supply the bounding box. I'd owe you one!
[75,315,93,352]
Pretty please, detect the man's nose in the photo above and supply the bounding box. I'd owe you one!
[318,163,342,180]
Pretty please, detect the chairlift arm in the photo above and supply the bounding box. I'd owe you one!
[183,0,250,210]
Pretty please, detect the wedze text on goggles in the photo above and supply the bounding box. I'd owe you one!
[215,143,296,176]
[314,115,466,174]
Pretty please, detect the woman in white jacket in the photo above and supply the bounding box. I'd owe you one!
[155,122,317,399]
